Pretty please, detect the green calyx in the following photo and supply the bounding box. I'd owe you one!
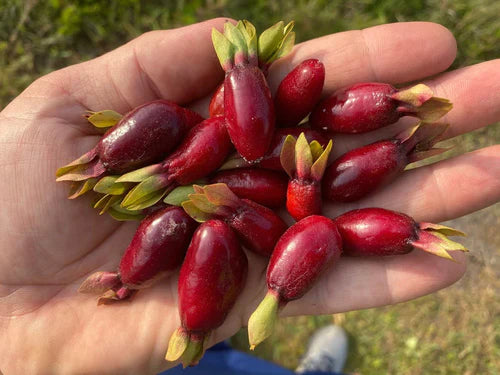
[411,223,468,261]
[212,20,294,71]
[280,133,333,181]
[93,175,133,195]
[392,84,453,122]
[397,122,451,163]
[248,291,281,350]
[85,109,122,129]
[181,183,240,223]
[120,174,170,211]
[55,148,105,182]
[67,178,98,199]
[165,328,210,367]
[258,20,295,69]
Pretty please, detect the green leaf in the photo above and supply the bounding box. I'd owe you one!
[116,164,162,183]
[93,175,132,195]
[181,201,213,223]
[258,21,284,64]
[295,132,313,179]
[211,28,235,71]
[311,140,333,182]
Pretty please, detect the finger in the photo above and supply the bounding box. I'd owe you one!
[268,22,457,93]
[323,145,500,223]
[283,248,466,316]
[40,18,229,113]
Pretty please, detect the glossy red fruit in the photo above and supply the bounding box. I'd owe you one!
[323,122,449,202]
[310,82,452,133]
[209,83,225,117]
[224,64,275,162]
[210,168,288,208]
[78,206,197,303]
[275,59,325,127]
[166,220,247,367]
[220,127,332,171]
[281,133,333,221]
[56,100,204,182]
[248,215,342,349]
[212,21,295,162]
[182,183,288,257]
[335,208,467,259]
[119,116,232,211]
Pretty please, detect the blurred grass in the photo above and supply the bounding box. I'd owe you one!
[1,0,498,374]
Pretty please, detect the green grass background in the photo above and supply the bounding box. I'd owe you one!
[1,1,498,374]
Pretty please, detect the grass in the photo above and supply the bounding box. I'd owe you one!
[1,0,498,373]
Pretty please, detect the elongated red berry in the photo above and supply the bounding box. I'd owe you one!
[78,206,197,304]
[275,59,325,127]
[248,215,342,349]
[118,116,231,211]
[220,127,332,171]
[56,100,203,183]
[210,168,288,208]
[212,20,295,162]
[323,122,449,202]
[310,82,452,133]
[166,220,247,367]
[335,208,467,260]
[209,83,225,117]
[182,183,288,256]
[281,133,333,221]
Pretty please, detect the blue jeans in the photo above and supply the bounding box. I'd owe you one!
[161,342,344,375]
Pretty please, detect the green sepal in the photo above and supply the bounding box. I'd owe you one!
[94,194,123,215]
[85,110,122,129]
[181,201,214,223]
[258,21,295,68]
[116,164,162,183]
[94,175,132,195]
[120,175,169,210]
[219,153,251,171]
[224,21,248,60]
[295,132,314,179]
[202,183,240,208]
[280,134,297,177]
[419,222,466,237]
[310,140,333,182]
[164,185,198,206]
[180,335,206,368]
[309,141,324,161]
[413,97,453,122]
[188,193,220,213]
[107,207,144,221]
[56,149,99,180]
[67,178,98,199]
[165,327,190,363]
[212,28,235,71]
[239,20,257,62]
[248,291,281,350]
[391,84,434,107]
[411,224,468,261]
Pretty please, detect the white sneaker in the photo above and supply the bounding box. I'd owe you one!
[295,325,348,374]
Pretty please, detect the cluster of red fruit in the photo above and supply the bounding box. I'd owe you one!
[56,20,467,367]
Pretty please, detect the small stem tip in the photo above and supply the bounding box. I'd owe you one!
[248,291,281,350]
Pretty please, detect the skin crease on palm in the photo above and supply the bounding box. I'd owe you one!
[0,18,499,374]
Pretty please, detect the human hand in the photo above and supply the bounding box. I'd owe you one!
[0,18,498,374]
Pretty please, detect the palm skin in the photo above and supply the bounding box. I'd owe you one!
[0,19,499,374]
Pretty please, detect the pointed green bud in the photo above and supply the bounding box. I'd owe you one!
[248,291,281,350]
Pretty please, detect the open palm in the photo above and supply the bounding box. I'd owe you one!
[0,19,499,374]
